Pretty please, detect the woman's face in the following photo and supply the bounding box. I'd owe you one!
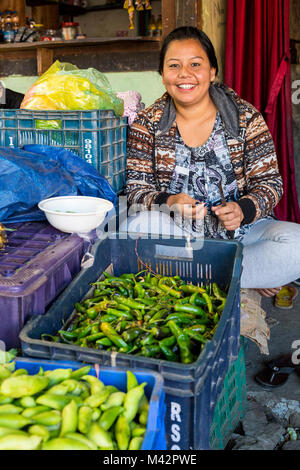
[162,39,216,108]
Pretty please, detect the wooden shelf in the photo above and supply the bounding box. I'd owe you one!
[0,36,161,75]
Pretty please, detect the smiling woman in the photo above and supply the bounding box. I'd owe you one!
[124,26,300,298]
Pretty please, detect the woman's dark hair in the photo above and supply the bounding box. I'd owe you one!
[158,26,219,77]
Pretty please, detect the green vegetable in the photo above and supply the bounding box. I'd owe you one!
[0,375,49,398]
[0,434,42,450]
[42,437,90,450]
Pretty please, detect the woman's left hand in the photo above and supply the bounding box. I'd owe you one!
[211,202,244,231]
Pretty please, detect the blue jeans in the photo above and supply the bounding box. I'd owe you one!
[121,211,300,289]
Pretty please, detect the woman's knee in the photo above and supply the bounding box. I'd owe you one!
[264,221,300,246]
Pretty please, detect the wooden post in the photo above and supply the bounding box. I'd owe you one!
[37,47,53,76]
[161,0,176,39]
[175,0,201,28]
[161,0,203,39]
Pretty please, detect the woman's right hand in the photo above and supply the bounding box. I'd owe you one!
[167,193,207,220]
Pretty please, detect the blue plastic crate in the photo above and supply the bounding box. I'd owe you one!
[0,109,127,194]
[20,234,243,450]
[12,356,166,451]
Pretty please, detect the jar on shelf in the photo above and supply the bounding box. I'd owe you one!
[61,22,78,40]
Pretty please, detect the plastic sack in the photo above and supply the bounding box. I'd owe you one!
[0,145,117,224]
[20,61,124,117]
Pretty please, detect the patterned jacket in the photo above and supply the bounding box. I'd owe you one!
[125,83,283,224]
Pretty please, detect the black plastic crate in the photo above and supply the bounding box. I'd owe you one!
[20,234,243,450]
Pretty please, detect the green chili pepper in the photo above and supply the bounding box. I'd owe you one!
[58,330,78,342]
[122,328,141,343]
[98,405,123,431]
[165,313,196,324]
[32,410,61,427]
[180,284,206,295]
[87,422,114,450]
[150,326,171,339]
[120,273,136,283]
[186,324,206,334]
[73,325,92,340]
[189,292,207,307]
[64,432,97,450]
[173,303,206,316]
[0,396,13,406]
[22,406,51,418]
[81,375,105,395]
[134,297,156,306]
[101,392,125,411]
[183,329,208,344]
[159,343,178,361]
[126,370,138,392]
[28,424,50,443]
[216,299,226,314]
[115,296,145,311]
[128,436,144,450]
[70,366,92,380]
[43,368,72,387]
[106,308,133,320]
[167,320,193,364]
[140,344,160,357]
[202,293,213,313]
[159,335,176,347]
[81,333,104,344]
[158,277,182,298]
[100,322,130,352]
[0,374,49,398]
[99,314,118,323]
[0,434,42,450]
[15,396,36,408]
[78,406,94,434]
[84,389,110,408]
[60,400,78,436]
[131,424,146,437]
[74,302,87,314]
[140,334,156,346]
[0,404,23,415]
[134,283,145,298]
[148,309,169,324]
[96,337,113,347]
[42,437,90,450]
[122,382,147,423]
[115,415,131,450]
[36,394,71,411]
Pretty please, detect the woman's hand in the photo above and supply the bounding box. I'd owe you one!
[167,193,207,220]
[211,202,244,231]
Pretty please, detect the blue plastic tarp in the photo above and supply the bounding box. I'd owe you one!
[0,145,117,224]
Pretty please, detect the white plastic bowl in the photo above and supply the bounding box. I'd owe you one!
[38,196,114,234]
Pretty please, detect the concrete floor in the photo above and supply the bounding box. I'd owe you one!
[245,282,300,401]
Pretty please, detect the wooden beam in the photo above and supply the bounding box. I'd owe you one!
[36,47,53,75]
[161,0,203,40]
[161,0,176,39]
[175,0,202,28]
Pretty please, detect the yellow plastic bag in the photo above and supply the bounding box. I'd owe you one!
[21,61,124,117]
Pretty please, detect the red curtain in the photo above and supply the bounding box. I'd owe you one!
[225,0,300,223]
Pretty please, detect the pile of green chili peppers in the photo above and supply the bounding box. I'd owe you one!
[0,362,148,450]
[46,272,228,365]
